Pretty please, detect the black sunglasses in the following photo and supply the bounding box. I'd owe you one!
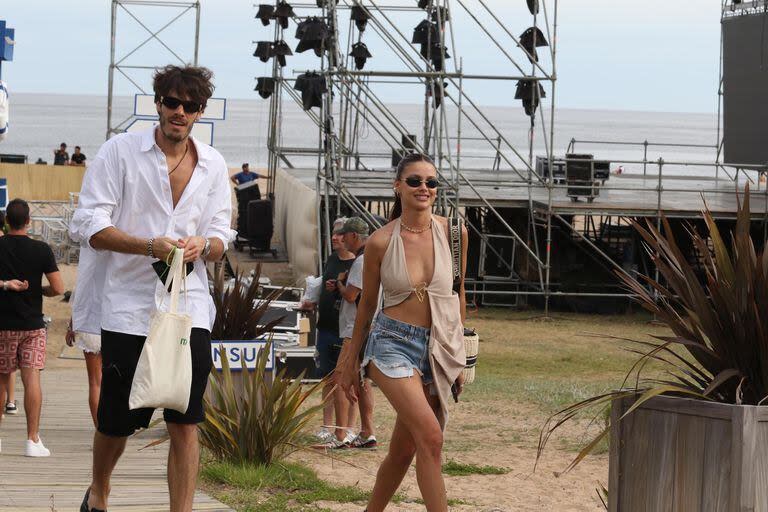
[160,96,203,114]
[401,176,439,189]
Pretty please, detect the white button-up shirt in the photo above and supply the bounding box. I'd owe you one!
[70,127,236,336]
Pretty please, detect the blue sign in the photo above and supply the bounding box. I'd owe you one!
[0,21,15,62]
[211,340,274,372]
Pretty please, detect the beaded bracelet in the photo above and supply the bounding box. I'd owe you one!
[147,237,155,258]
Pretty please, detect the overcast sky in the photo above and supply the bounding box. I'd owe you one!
[1,0,722,112]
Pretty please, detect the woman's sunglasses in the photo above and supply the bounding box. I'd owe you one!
[401,177,439,189]
[160,96,203,114]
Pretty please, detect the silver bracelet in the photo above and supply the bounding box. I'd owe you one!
[2,280,7,291]
[202,238,211,259]
[147,237,155,258]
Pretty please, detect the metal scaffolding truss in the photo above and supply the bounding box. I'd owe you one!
[257,0,762,312]
[106,0,201,140]
[259,0,559,309]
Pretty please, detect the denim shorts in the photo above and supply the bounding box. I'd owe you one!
[361,313,433,385]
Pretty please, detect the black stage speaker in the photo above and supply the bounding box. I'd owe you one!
[247,199,273,250]
[0,154,27,164]
[723,13,768,166]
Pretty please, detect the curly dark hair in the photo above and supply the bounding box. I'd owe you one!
[153,65,215,109]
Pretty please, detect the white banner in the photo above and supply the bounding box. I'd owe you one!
[211,340,275,372]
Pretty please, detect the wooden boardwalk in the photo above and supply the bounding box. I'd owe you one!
[0,367,232,511]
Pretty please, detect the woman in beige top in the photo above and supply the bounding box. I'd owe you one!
[338,153,468,511]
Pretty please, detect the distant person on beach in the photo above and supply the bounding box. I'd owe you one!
[70,64,234,512]
[230,162,260,185]
[0,198,65,457]
[337,154,467,511]
[301,217,355,446]
[53,143,69,165]
[70,146,87,166]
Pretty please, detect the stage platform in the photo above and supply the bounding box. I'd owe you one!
[284,167,768,220]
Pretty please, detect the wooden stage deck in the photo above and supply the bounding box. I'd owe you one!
[284,167,768,219]
[0,368,231,512]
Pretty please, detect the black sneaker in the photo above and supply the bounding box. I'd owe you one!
[5,401,17,415]
[350,433,378,449]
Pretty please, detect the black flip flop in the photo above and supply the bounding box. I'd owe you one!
[80,488,106,512]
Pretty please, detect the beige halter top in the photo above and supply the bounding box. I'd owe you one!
[379,216,466,429]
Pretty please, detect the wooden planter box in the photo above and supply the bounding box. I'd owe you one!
[609,395,768,511]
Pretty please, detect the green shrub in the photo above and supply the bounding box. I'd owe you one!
[538,186,768,472]
[201,264,325,464]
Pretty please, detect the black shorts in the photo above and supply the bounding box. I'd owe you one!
[97,328,213,437]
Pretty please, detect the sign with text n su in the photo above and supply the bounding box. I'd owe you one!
[211,340,274,372]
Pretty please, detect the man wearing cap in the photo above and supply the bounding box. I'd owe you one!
[335,217,377,450]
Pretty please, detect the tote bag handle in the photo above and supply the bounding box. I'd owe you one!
[167,248,186,314]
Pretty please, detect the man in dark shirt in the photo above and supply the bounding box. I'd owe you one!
[70,146,87,166]
[0,198,64,457]
[230,162,261,185]
[53,143,69,166]
[301,217,355,445]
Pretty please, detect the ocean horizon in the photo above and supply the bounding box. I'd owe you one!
[0,92,720,175]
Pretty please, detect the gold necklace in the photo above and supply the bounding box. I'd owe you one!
[400,220,431,234]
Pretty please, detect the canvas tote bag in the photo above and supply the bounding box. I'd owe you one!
[129,247,193,413]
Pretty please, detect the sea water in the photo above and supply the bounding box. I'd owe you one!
[1,93,720,176]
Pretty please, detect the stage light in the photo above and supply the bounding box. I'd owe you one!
[271,41,293,67]
[294,72,328,110]
[295,17,330,55]
[350,5,370,32]
[412,20,438,45]
[519,27,548,63]
[274,1,294,29]
[419,43,450,70]
[256,4,274,26]
[254,41,272,62]
[430,6,450,23]
[514,79,545,116]
[255,77,276,99]
[350,42,372,70]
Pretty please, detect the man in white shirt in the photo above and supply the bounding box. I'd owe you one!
[335,217,377,450]
[69,65,235,512]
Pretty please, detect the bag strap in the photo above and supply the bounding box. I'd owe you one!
[168,248,186,314]
[449,217,462,294]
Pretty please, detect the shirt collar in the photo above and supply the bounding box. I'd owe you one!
[140,126,214,169]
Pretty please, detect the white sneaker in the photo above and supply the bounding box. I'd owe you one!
[314,428,334,444]
[25,437,50,457]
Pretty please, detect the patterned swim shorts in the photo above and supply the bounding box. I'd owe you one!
[0,328,47,372]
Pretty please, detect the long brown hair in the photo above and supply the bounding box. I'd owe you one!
[390,153,435,221]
